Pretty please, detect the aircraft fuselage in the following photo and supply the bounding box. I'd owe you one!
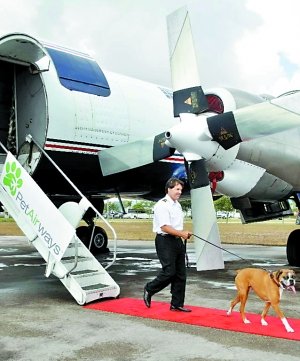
[0,33,184,203]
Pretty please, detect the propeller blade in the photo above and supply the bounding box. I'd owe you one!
[167,5,200,91]
[187,159,224,270]
[167,7,224,270]
[173,86,208,117]
[207,93,300,150]
[167,7,209,117]
[98,133,175,176]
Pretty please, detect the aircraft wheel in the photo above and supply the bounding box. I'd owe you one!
[90,226,109,254]
[286,229,300,266]
[76,226,109,254]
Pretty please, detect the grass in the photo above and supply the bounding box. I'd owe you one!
[0,217,296,246]
[101,218,297,246]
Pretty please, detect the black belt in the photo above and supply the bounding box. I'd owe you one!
[157,234,179,239]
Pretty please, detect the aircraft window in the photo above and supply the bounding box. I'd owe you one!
[45,46,110,97]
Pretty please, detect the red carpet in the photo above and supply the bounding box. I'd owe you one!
[84,297,300,341]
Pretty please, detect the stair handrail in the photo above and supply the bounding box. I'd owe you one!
[24,135,118,269]
[0,140,80,279]
[0,141,8,154]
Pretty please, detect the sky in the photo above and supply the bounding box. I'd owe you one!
[1,0,300,96]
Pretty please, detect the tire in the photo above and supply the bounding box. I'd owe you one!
[90,226,109,254]
[76,226,90,243]
[286,229,300,267]
[76,225,109,254]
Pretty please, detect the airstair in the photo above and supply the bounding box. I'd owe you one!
[0,137,120,305]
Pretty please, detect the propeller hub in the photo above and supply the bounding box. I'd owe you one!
[165,131,171,139]
[164,114,218,161]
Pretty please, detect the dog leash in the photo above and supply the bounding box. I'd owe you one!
[191,233,248,262]
[190,234,287,287]
[184,239,190,267]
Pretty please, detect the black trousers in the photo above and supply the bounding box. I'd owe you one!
[145,234,187,307]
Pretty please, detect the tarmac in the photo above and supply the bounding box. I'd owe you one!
[0,236,300,361]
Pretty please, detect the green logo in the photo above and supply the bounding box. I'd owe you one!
[3,161,23,196]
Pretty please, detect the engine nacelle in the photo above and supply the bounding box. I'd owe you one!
[231,197,293,224]
[205,87,268,114]
[201,87,267,174]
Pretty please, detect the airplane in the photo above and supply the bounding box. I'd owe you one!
[0,31,186,255]
[0,5,299,272]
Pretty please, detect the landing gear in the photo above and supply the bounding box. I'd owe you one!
[54,197,109,254]
[286,229,300,267]
[75,198,109,254]
[76,225,109,254]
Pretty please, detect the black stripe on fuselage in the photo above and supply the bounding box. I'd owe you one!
[46,138,111,149]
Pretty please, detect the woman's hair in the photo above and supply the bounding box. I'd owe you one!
[165,177,184,193]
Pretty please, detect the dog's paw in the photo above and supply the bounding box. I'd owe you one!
[261,319,268,326]
[243,318,251,324]
[227,309,232,316]
[286,326,294,333]
[282,317,294,332]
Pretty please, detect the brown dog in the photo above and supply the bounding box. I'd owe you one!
[227,268,296,332]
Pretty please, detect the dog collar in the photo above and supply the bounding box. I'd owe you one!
[269,272,281,287]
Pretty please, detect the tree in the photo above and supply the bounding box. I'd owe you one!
[122,199,133,211]
[214,196,234,212]
[132,201,154,214]
[104,200,120,216]
[180,199,191,217]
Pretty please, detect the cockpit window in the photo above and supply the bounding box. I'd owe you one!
[45,46,110,97]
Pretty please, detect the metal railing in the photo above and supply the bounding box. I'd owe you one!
[2,135,118,270]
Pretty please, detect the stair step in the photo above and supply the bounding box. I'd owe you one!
[61,255,93,262]
[68,242,84,248]
[72,270,108,288]
[70,269,99,276]
[82,283,109,291]
[63,245,87,258]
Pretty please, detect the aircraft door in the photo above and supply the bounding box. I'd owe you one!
[0,61,14,158]
[0,33,49,174]
[15,66,47,151]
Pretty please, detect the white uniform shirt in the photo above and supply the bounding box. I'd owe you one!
[153,194,183,234]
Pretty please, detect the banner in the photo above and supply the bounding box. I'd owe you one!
[0,152,75,261]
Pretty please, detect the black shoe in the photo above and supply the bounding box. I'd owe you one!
[170,305,192,312]
[143,287,151,308]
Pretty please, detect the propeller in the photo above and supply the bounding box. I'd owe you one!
[99,132,174,177]
[99,6,300,271]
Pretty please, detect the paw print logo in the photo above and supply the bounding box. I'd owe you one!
[3,161,23,196]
